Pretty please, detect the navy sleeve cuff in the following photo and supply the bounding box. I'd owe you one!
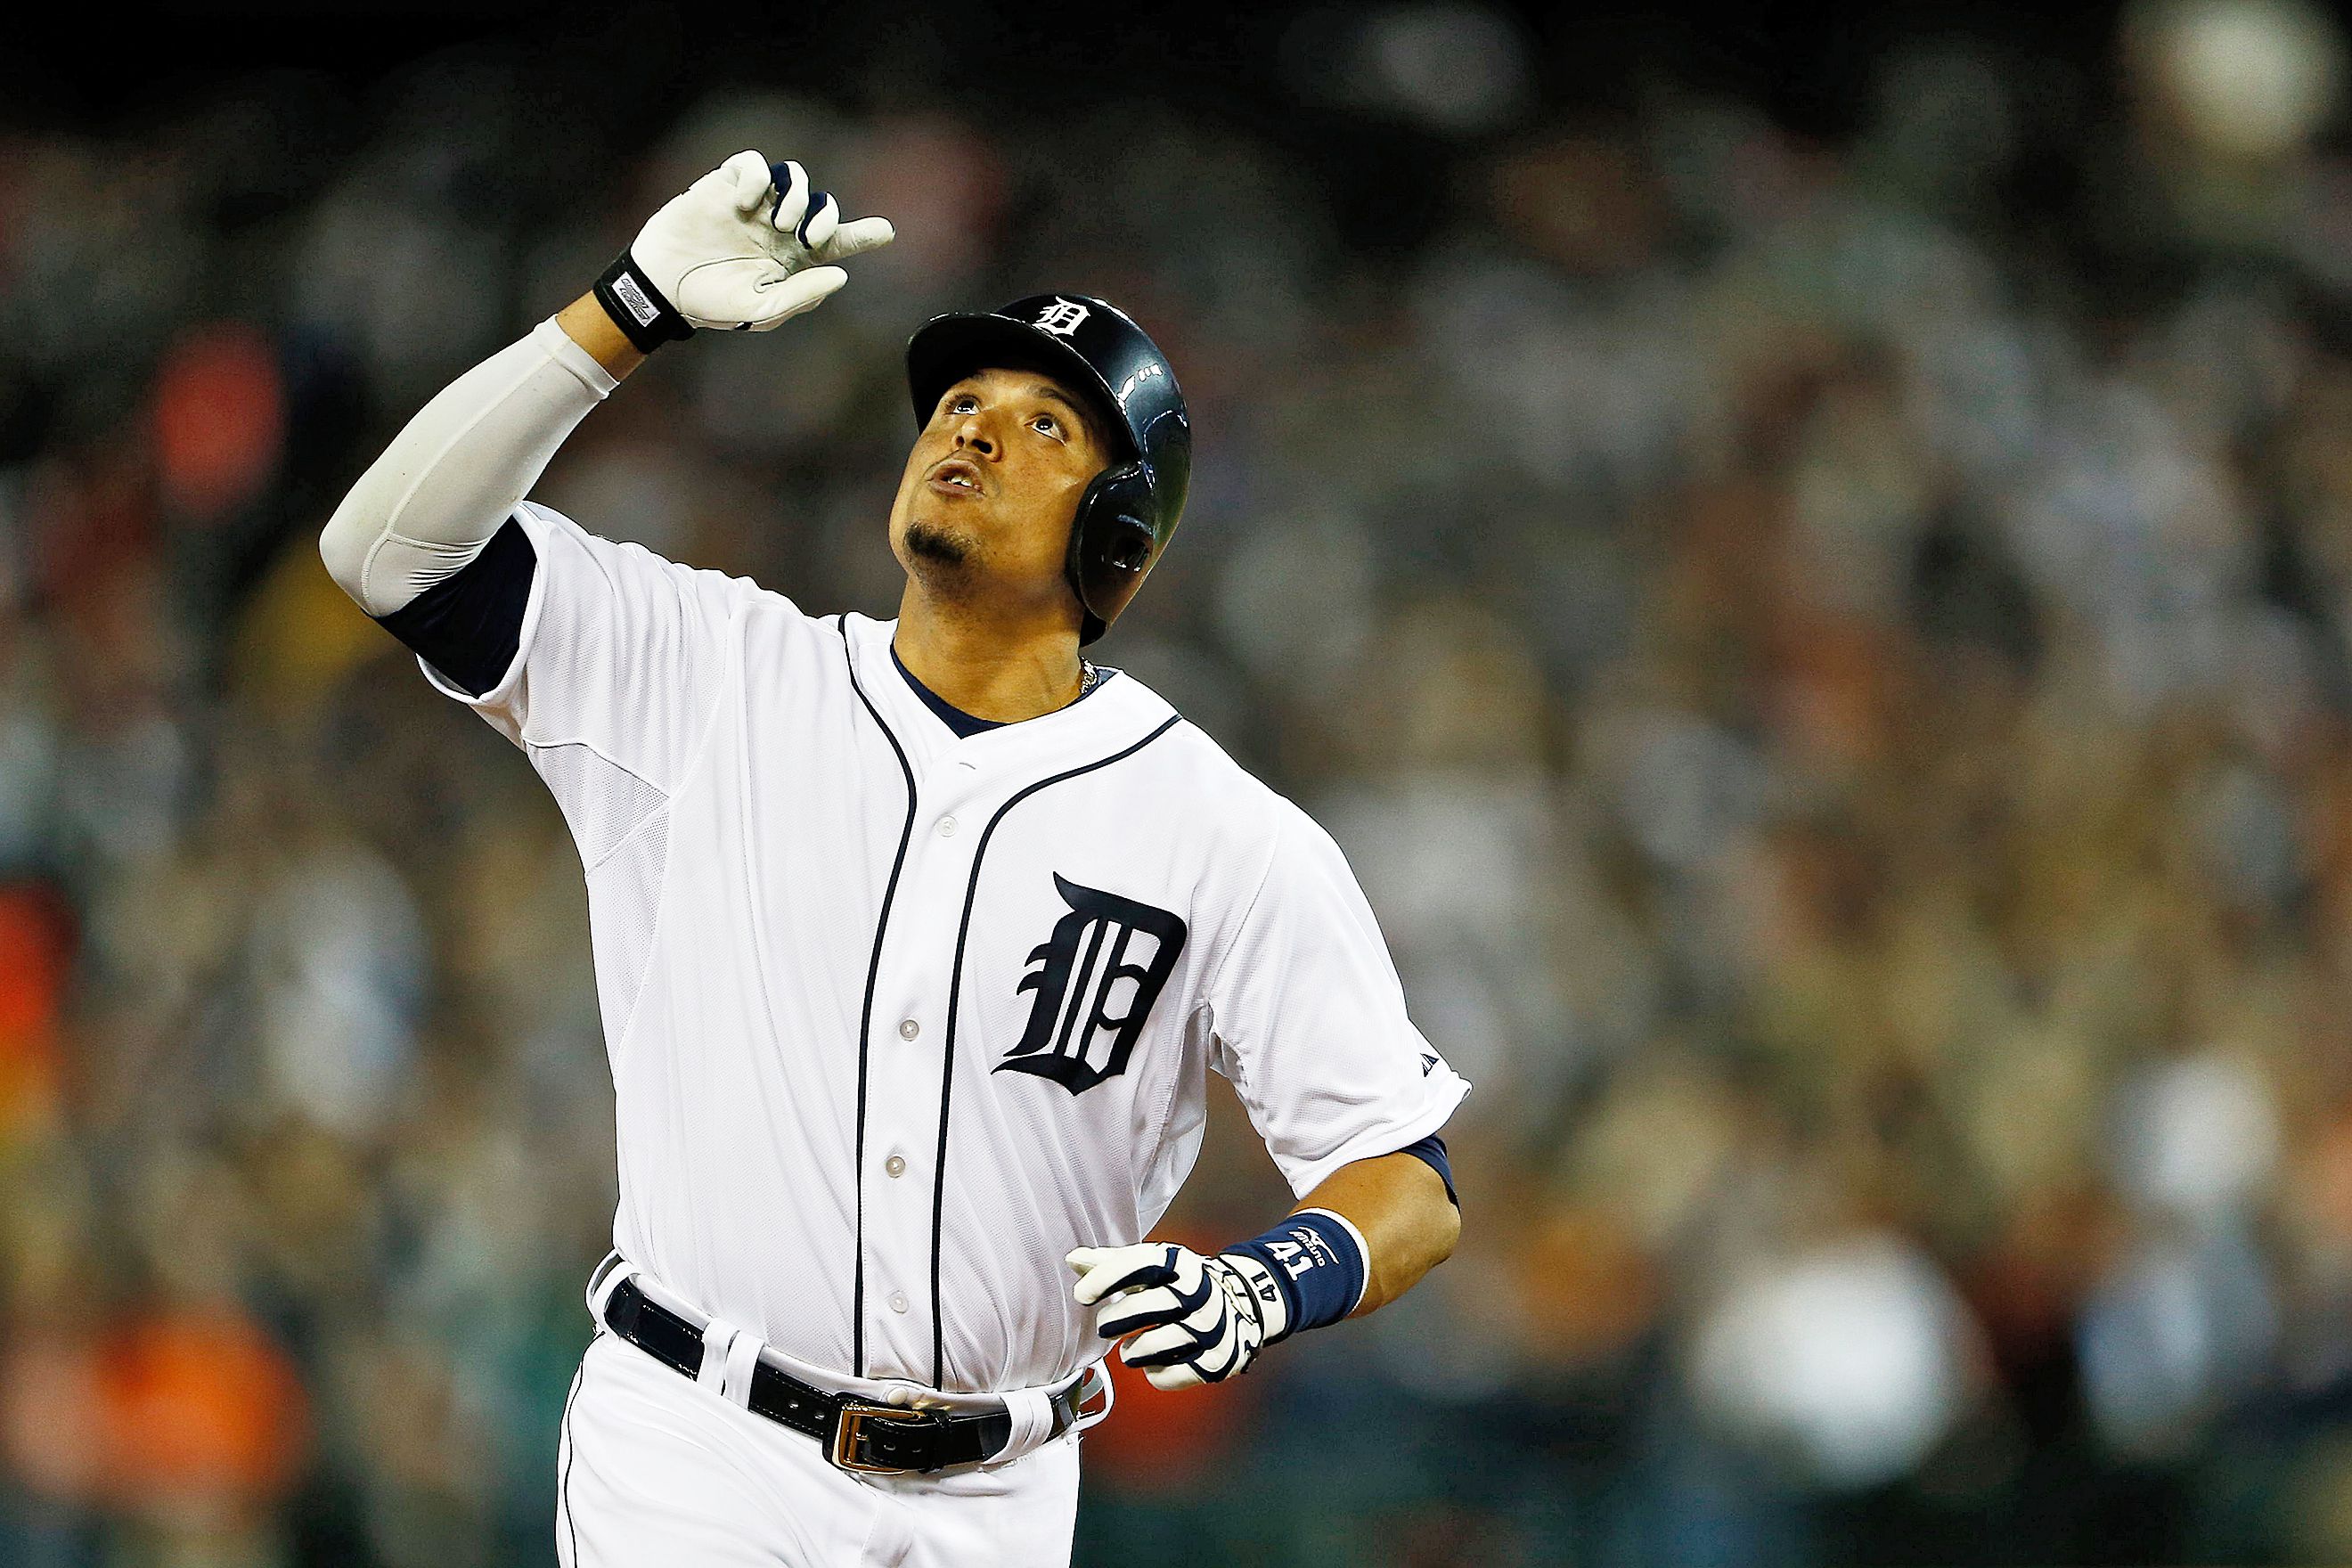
[372,515,536,698]
[1395,1133,1456,1207]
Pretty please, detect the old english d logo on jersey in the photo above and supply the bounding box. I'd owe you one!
[997,874,1188,1095]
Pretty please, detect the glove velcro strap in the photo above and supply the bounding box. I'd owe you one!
[1213,1251,1288,1346]
[1224,1208,1368,1344]
[592,249,694,353]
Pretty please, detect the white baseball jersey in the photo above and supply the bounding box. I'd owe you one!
[421,499,1470,1395]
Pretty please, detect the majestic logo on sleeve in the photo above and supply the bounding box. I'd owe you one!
[996,874,1188,1095]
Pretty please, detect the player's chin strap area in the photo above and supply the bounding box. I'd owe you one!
[584,1252,1108,1473]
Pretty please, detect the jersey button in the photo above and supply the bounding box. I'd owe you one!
[936,815,958,837]
[898,1018,919,1041]
[884,1154,907,1178]
[888,1293,909,1314]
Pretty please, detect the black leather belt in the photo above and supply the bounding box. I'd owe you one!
[600,1276,1088,1474]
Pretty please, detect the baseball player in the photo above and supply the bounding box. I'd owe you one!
[319,151,1468,1565]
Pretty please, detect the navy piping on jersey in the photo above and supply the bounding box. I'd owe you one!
[1394,1133,1457,1206]
[372,513,537,697]
[930,711,1186,1388]
[838,619,919,1378]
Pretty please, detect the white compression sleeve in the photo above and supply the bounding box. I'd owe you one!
[320,317,618,617]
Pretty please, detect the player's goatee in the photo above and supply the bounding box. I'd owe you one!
[904,519,972,568]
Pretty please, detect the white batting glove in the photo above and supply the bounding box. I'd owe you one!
[1068,1242,1290,1391]
[598,151,894,343]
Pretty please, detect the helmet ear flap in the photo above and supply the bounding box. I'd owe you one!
[1067,462,1159,642]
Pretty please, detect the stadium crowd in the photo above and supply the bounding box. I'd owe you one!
[7,4,2352,1563]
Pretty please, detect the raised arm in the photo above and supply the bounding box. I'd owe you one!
[316,314,623,616]
[320,151,891,617]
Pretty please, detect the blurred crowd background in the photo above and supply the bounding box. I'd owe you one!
[12,0,2352,1563]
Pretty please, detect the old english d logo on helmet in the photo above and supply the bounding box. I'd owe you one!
[904,294,1190,644]
[1032,298,1090,337]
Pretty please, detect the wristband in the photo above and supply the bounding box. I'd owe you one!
[592,249,694,354]
[1225,1208,1368,1343]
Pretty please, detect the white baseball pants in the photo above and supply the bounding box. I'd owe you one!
[555,1331,1082,1566]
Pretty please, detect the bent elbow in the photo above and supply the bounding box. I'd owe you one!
[1428,1191,1461,1270]
[319,518,356,599]
[319,483,383,608]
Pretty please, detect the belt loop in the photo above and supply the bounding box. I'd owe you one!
[983,1385,1058,1466]
[697,1316,737,1395]
[586,1252,636,1327]
[720,1324,764,1408]
[1071,1363,1115,1434]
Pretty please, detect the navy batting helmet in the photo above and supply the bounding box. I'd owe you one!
[905,294,1189,644]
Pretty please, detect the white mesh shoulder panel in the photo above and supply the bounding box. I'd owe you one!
[528,739,674,1046]
[582,806,670,1048]
[529,740,666,864]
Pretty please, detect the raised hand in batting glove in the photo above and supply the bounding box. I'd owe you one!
[1068,1243,1291,1391]
[593,150,894,350]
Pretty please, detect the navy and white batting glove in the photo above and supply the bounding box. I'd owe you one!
[1068,1243,1288,1391]
[594,150,895,350]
